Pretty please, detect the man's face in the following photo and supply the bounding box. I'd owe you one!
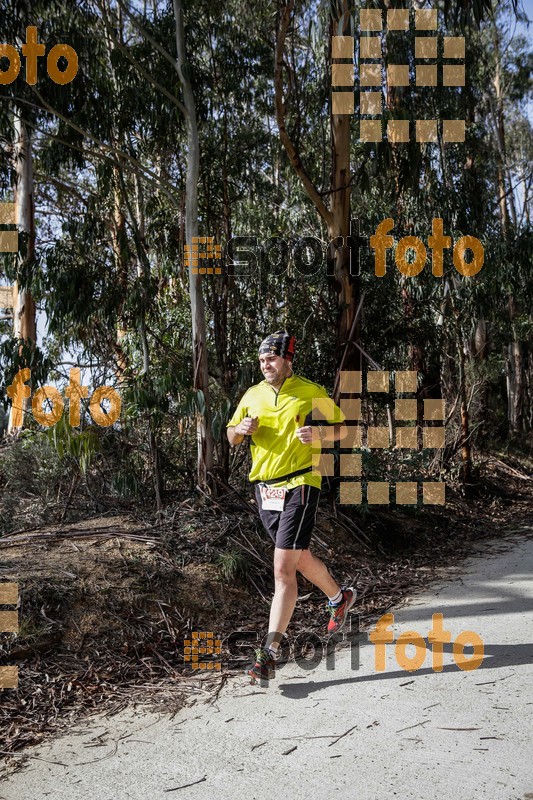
[259,354,291,385]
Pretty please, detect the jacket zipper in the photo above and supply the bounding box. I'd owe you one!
[272,377,286,406]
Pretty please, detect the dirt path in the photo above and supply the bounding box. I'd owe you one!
[2,532,532,800]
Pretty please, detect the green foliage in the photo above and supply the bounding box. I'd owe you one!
[215,548,250,585]
[110,468,142,498]
[0,428,69,535]
[0,0,531,514]
[46,415,100,476]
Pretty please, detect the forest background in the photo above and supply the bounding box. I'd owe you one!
[0,0,531,528]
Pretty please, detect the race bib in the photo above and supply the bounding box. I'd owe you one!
[259,484,287,511]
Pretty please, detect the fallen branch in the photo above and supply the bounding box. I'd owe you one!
[489,456,531,481]
[164,775,207,792]
[328,724,358,746]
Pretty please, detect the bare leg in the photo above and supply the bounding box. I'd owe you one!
[296,548,340,597]
[266,548,342,650]
[266,547,303,648]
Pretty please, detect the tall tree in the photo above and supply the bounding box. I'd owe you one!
[275,0,360,387]
[173,0,215,489]
[8,115,36,433]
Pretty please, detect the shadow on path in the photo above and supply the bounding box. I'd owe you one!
[277,639,533,699]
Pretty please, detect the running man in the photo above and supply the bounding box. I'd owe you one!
[226,330,357,683]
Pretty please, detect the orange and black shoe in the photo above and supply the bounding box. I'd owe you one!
[327,587,357,634]
[247,647,276,684]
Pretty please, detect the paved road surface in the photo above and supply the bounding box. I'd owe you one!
[2,534,533,800]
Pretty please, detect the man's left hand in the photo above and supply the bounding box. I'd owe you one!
[295,425,318,445]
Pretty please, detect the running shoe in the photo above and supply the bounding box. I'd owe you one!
[247,647,276,684]
[327,587,357,634]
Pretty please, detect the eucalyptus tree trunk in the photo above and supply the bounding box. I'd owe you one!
[449,285,473,487]
[8,115,36,434]
[216,110,233,480]
[457,329,472,485]
[507,299,525,434]
[111,174,130,379]
[100,0,130,381]
[507,338,525,433]
[173,0,215,490]
[488,13,527,436]
[275,0,360,388]
[328,8,359,378]
[492,46,511,234]
[473,318,490,440]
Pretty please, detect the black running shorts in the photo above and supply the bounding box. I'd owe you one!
[254,483,321,550]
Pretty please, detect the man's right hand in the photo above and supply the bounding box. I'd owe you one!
[235,416,259,436]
